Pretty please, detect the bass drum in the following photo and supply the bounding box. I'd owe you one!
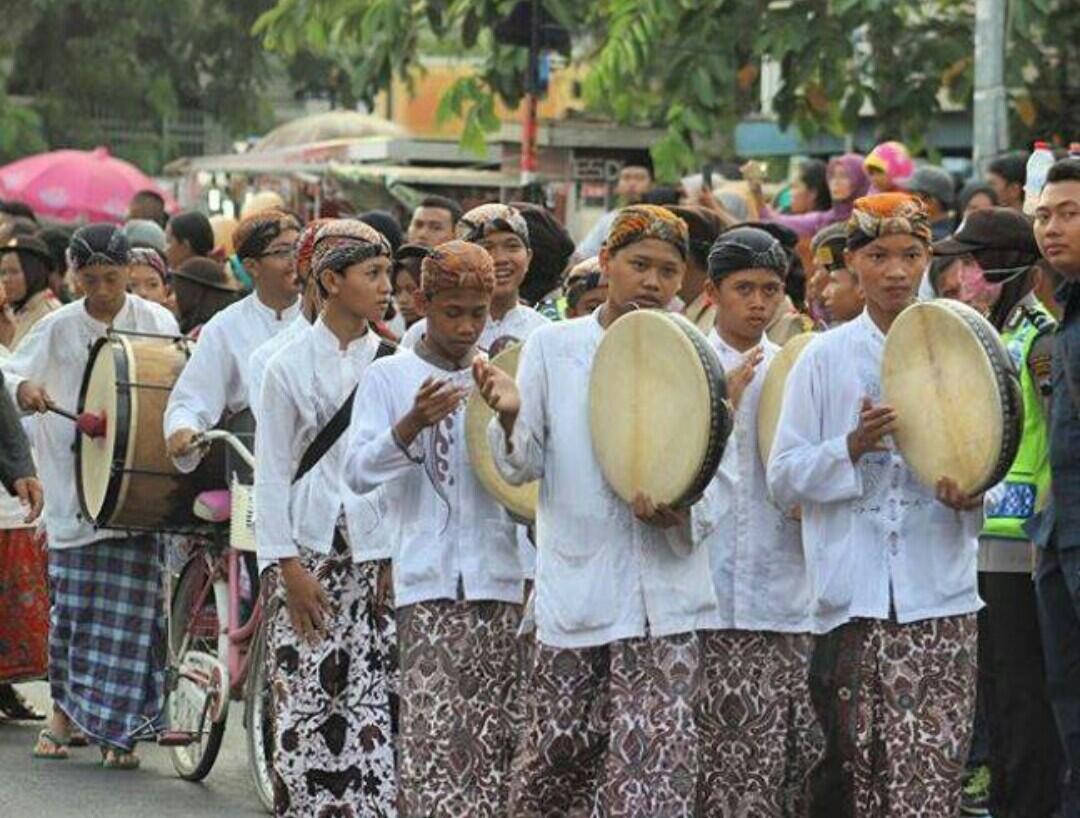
[589,311,733,507]
[465,343,538,523]
[76,331,220,531]
[881,300,1023,496]
[756,332,815,466]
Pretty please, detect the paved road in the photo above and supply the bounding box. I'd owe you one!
[0,682,268,818]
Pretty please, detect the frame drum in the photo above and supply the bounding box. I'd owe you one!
[757,333,815,466]
[881,300,1023,496]
[589,310,732,507]
[77,332,209,530]
[465,344,538,522]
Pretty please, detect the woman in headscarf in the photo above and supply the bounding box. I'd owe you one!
[748,154,872,239]
[0,235,61,350]
[127,247,173,312]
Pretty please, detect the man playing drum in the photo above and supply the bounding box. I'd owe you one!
[344,241,526,817]
[255,220,398,817]
[164,209,301,467]
[3,224,178,768]
[475,205,723,816]
[767,193,983,816]
[696,224,822,815]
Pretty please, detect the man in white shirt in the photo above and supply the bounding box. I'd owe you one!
[767,193,983,817]
[164,209,301,467]
[344,240,526,817]
[697,225,822,815]
[405,194,461,249]
[255,220,398,816]
[475,205,722,816]
[4,224,178,768]
[399,203,549,354]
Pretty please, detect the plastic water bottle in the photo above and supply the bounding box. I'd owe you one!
[1024,141,1055,215]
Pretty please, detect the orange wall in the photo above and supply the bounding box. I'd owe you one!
[376,60,588,137]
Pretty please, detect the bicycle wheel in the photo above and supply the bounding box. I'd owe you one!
[166,553,228,781]
[244,609,277,813]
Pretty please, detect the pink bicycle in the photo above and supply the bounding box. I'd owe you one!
[160,429,275,812]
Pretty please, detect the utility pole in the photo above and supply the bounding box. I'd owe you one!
[972,0,1009,171]
[520,0,540,193]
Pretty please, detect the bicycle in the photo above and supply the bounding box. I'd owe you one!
[158,429,276,813]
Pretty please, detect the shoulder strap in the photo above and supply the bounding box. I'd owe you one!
[292,338,397,484]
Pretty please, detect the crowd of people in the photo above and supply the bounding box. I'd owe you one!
[0,141,1078,818]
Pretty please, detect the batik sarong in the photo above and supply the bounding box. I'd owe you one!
[48,535,164,751]
[269,551,397,818]
[396,598,522,818]
[809,615,978,818]
[0,529,48,682]
[510,631,707,818]
[698,630,824,817]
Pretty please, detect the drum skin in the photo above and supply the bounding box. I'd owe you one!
[589,311,732,507]
[756,332,815,467]
[77,334,202,530]
[465,344,539,522]
[882,300,1023,496]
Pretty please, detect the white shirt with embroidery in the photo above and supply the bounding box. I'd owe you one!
[2,296,179,549]
[766,310,982,633]
[487,313,722,650]
[255,319,390,569]
[701,330,811,633]
[344,348,524,608]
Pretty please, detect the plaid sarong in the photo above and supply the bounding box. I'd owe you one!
[48,536,165,751]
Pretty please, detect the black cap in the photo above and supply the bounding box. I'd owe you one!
[933,207,1040,282]
[0,235,55,270]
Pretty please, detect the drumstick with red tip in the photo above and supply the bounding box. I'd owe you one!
[46,404,108,438]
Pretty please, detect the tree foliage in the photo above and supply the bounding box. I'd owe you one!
[256,0,1076,179]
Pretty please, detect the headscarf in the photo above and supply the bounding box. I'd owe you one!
[67,223,131,271]
[846,193,932,250]
[564,257,606,309]
[129,247,168,283]
[827,153,872,203]
[510,202,575,305]
[605,205,689,260]
[864,141,915,189]
[232,209,301,261]
[294,218,334,283]
[311,219,392,277]
[420,240,496,296]
[707,226,790,282]
[455,203,531,247]
[810,222,849,272]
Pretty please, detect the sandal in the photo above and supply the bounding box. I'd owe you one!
[32,729,70,760]
[0,685,46,721]
[101,747,141,770]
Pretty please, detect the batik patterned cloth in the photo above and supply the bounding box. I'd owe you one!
[605,204,690,260]
[845,193,932,250]
[269,551,398,818]
[0,529,48,683]
[396,598,523,818]
[808,615,978,818]
[510,632,708,818]
[48,535,164,751]
[698,630,824,817]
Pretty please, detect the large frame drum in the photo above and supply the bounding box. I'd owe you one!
[77,331,213,531]
[589,311,733,507]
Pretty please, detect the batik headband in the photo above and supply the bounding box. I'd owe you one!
[128,247,168,282]
[846,193,933,251]
[420,240,495,296]
[605,205,689,260]
[455,203,531,248]
[310,220,390,277]
[67,224,131,270]
[707,226,790,281]
[233,209,301,260]
[293,218,334,283]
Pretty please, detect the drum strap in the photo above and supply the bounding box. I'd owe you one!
[292,338,397,484]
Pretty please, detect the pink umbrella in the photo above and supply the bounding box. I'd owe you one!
[0,146,177,224]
